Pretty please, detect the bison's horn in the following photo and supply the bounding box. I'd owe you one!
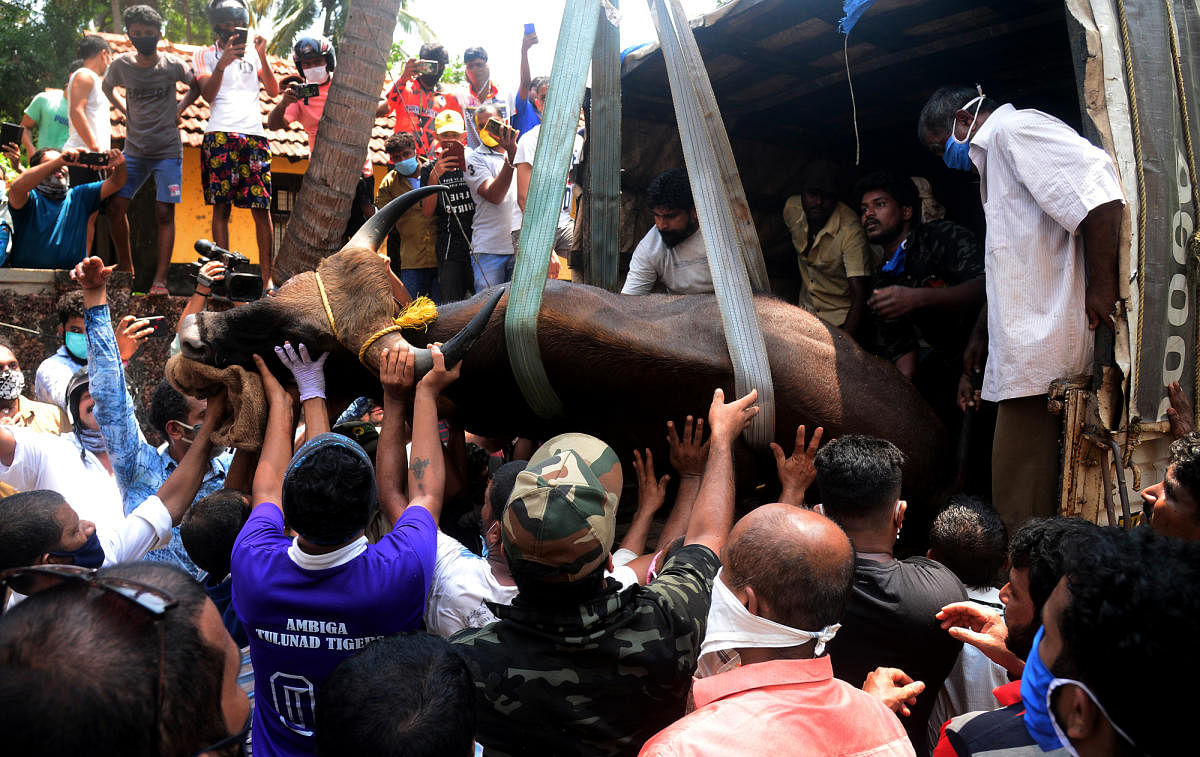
[412,286,506,377]
[347,185,446,254]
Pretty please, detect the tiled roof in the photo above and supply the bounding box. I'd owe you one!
[97,32,396,166]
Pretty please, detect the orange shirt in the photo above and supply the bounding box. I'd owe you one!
[640,656,916,757]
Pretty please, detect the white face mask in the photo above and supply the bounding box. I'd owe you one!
[303,65,327,84]
[697,567,841,677]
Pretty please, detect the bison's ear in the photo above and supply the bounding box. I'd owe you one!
[348,185,446,254]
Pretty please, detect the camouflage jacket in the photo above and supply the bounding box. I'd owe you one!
[874,219,985,361]
[451,544,721,757]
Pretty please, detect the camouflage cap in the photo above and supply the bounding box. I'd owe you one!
[501,433,623,583]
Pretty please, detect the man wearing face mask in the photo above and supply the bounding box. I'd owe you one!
[34,291,90,413]
[268,35,378,238]
[376,132,438,300]
[4,147,126,269]
[459,46,509,150]
[917,85,1125,531]
[932,517,1102,756]
[72,256,231,576]
[0,341,69,434]
[383,41,464,159]
[641,504,915,756]
[103,4,199,295]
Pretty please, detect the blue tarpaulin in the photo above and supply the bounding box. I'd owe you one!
[838,0,876,34]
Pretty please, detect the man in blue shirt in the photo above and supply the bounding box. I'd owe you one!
[6,148,126,268]
[72,255,230,576]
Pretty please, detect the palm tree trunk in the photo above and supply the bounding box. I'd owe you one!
[274,0,402,278]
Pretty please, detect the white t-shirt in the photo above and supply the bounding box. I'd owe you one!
[424,531,519,638]
[464,145,520,255]
[0,427,171,564]
[34,346,85,411]
[621,225,714,295]
[62,67,111,152]
[512,124,583,231]
[193,45,267,136]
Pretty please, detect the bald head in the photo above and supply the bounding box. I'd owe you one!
[722,504,855,630]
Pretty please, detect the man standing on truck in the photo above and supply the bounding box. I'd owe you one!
[917,85,1125,531]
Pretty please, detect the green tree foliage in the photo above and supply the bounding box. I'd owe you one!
[0,0,110,123]
[270,0,434,58]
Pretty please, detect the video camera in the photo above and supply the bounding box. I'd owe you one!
[192,239,264,302]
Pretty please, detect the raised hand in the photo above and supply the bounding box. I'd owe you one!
[936,601,1024,677]
[667,415,707,477]
[417,344,461,394]
[770,424,823,506]
[379,345,416,399]
[274,342,328,401]
[70,256,114,292]
[706,387,759,445]
[632,448,670,516]
[116,314,154,361]
[253,353,290,410]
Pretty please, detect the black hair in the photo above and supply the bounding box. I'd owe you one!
[180,489,250,579]
[488,460,526,524]
[645,168,694,212]
[77,34,111,61]
[928,495,1008,589]
[123,4,164,30]
[813,435,905,527]
[385,132,416,154]
[148,380,190,440]
[852,171,921,219]
[68,59,84,74]
[723,507,855,630]
[1054,528,1200,756]
[530,76,550,96]
[1169,433,1200,520]
[316,632,476,757]
[463,46,487,62]
[917,85,1000,142]
[418,42,448,64]
[55,289,85,327]
[282,445,374,544]
[0,562,229,757]
[1008,517,1101,624]
[0,490,67,571]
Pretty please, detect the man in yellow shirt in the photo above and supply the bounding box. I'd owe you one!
[783,160,872,340]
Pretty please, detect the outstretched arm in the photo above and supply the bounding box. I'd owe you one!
[619,448,670,557]
[771,424,823,506]
[251,353,295,510]
[377,345,415,524]
[685,388,759,554]
[406,345,460,524]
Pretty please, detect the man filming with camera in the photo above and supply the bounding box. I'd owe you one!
[5,147,126,269]
[268,35,380,239]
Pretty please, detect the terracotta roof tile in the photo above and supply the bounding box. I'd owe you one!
[97,31,396,166]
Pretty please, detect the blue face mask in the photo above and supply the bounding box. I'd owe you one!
[64,331,88,361]
[397,156,420,175]
[942,135,973,172]
[49,530,106,570]
[1020,625,1069,751]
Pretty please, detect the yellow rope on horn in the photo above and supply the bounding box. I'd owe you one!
[358,296,439,364]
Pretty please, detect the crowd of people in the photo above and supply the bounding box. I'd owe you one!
[0,0,568,300]
[1,4,1198,757]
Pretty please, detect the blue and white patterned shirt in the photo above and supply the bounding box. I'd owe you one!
[86,304,230,574]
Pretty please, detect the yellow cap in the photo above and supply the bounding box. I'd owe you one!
[434,109,465,135]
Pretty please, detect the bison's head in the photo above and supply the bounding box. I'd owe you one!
[178,186,503,382]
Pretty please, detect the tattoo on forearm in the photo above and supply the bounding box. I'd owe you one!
[411,457,429,480]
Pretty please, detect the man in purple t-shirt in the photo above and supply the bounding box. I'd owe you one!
[232,341,458,756]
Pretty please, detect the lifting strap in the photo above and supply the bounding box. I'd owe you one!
[649,0,776,448]
[505,0,606,418]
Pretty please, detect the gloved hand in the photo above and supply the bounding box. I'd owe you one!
[275,342,329,401]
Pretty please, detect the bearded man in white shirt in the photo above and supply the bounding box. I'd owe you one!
[622,168,714,296]
[917,85,1125,530]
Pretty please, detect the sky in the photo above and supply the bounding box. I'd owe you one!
[303,0,722,88]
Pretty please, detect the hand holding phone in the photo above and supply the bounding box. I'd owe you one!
[0,121,21,151]
[76,151,110,167]
[294,83,320,99]
[414,59,439,75]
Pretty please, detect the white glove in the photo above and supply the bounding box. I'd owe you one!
[275,342,329,401]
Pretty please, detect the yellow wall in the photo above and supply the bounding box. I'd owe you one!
[171,148,389,265]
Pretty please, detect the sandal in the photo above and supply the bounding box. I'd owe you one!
[146,283,169,296]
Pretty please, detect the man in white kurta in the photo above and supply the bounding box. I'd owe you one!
[918,88,1125,528]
